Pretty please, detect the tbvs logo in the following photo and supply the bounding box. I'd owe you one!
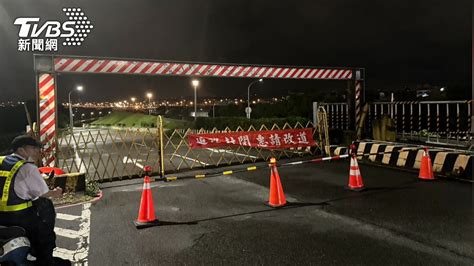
[15,18,75,38]
[14,7,94,52]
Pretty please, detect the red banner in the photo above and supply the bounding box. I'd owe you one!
[189,128,317,149]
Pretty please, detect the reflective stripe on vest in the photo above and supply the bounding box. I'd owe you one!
[0,201,33,211]
[0,156,33,212]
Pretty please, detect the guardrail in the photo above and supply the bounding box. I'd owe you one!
[318,103,350,130]
[320,100,472,145]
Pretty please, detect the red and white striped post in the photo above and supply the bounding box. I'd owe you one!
[354,69,365,134]
[38,73,57,167]
[355,81,362,129]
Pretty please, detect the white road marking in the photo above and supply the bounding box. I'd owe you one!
[54,247,88,264]
[206,148,258,159]
[54,227,88,239]
[172,153,210,166]
[123,156,145,169]
[56,213,81,221]
[53,203,91,265]
[74,149,87,174]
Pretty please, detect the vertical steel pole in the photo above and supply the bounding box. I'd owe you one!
[436,103,440,141]
[456,103,460,142]
[312,102,319,127]
[467,102,472,140]
[418,103,422,138]
[446,103,450,138]
[409,103,413,137]
[402,104,405,135]
[158,115,165,177]
[427,104,431,132]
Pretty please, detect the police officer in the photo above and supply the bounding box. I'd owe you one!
[0,135,69,265]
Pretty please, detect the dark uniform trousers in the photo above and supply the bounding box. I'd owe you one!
[0,197,57,265]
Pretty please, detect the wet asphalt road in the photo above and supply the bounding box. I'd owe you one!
[86,159,473,265]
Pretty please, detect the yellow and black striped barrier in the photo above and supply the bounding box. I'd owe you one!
[159,141,472,183]
[161,154,354,183]
[164,165,260,182]
[333,141,473,180]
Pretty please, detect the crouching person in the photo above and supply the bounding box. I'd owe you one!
[0,135,71,265]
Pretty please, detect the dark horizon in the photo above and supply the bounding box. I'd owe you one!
[0,0,471,102]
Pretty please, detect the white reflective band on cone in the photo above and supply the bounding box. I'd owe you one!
[350,170,360,176]
[143,183,151,190]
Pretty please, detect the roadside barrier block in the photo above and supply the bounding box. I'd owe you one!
[332,141,473,180]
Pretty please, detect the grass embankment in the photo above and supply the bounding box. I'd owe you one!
[91,111,192,129]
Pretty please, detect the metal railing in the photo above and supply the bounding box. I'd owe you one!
[320,100,472,144]
[318,103,350,130]
[56,127,161,182]
[161,121,319,174]
[55,121,320,182]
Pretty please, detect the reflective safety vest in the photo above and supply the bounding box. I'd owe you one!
[0,155,33,212]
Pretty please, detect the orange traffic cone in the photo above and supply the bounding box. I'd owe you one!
[265,158,287,208]
[418,148,435,181]
[348,155,365,191]
[134,166,160,229]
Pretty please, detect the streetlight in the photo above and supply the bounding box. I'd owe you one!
[246,79,263,119]
[192,79,199,120]
[68,85,83,130]
[146,93,152,114]
[146,93,152,104]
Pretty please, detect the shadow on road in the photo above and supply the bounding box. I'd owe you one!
[322,180,419,204]
[157,220,198,226]
[153,180,420,227]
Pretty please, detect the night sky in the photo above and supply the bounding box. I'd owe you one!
[0,0,471,102]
